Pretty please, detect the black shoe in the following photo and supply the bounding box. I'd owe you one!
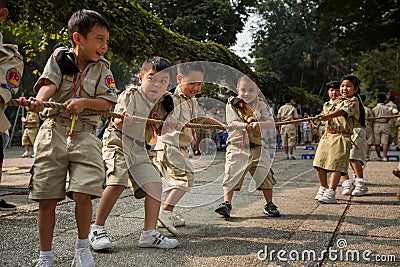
[263,202,281,217]
[215,201,232,218]
[289,156,296,160]
[0,199,16,210]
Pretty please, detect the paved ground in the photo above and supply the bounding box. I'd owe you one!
[1,146,399,266]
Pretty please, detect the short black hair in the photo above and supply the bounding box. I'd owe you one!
[389,95,396,102]
[377,94,386,103]
[140,56,172,74]
[237,73,260,87]
[284,94,294,103]
[177,61,205,77]
[326,81,340,90]
[340,74,361,89]
[68,9,110,47]
[360,94,366,102]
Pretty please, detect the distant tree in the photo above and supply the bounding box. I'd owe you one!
[4,0,252,74]
[252,0,349,96]
[354,44,400,96]
[315,0,400,55]
[136,0,256,47]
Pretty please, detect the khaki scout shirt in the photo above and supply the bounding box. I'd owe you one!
[277,103,298,122]
[33,47,117,127]
[25,111,40,128]
[226,97,274,145]
[372,103,393,123]
[0,33,24,133]
[156,86,206,148]
[117,85,170,143]
[326,96,360,133]
[364,105,373,127]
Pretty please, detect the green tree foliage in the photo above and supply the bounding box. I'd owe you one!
[354,44,400,97]
[315,0,400,55]
[136,0,256,47]
[4,0,251,74]
[252,0,350,97]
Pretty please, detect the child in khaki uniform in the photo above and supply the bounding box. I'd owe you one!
[372,94,397,161]
[277,94,298,159]
[340,96,368,197]
[154,62,222,233]
[313,75,363,204]
[363,95,374,161]
[27,10,117,267]
[0,0,23,208]
[312,82,341,145]
[89,57,179,250]
[214,74,280,218]
[21,111,40,158]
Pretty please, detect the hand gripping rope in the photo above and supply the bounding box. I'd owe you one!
[9,98,399,129]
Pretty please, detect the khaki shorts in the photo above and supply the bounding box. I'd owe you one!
[223,145,276,191]
[349,128,366,164]
[373,123,390,145]
[125,144,162,199]
[281,125,296,147]
[29,119,105,201]
[155,144,194,192]
[22,127,38,146]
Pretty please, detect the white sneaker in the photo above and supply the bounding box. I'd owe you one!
[29,151,35,158]
[314,186,327,200]
[138,230,179,249]
[158,211,178,235]
[21,151,30,158]
[171,214,186,227]
[89,226,112,250]
[71,247,94,267]
[319,189,337,204]
[352,178,368,196]
[382,157,388,161]
[32,258,54,267]
[342,179,355,195]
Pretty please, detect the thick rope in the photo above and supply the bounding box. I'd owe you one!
[9,99,400,129]
[8,99,227,130]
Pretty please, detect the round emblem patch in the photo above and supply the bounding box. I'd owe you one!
[7,68,21,88]
[105,75,115,89]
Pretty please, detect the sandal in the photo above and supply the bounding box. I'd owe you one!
[392,168,400,178]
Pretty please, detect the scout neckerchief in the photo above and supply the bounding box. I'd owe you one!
[184,96,202,154]
[140,88,160,143]
[67,65,86,146]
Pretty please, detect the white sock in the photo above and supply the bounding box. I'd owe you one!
[92,224,105,230]
[162,210,172,214]
[75,237,90,249]
[39,250,54,261]
[142,229,156,236]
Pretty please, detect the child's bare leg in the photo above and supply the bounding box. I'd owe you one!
[328,171,342,190]
[223,189,234,203]
[143,182,162,231]
[261,188,272,203]
[38,199,58,251]
[382,144,389,158]
[162,188,186,211]
[316,167,328,187]
[375,144,381,158]
[72,192,92,239]
[350,160,363,178]
[94,185,125,226]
